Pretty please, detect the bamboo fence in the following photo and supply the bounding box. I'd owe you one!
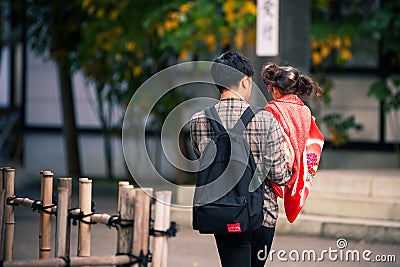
[0,167,176,267]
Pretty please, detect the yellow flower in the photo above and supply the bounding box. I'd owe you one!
[157,25,164,36]
[204,34,216,52]
[96,8,105,18]
[311,40,320,50]
[133,66,142,77]
[246,27,256,46]
[179,49,189,61]
[234,29,245,49]
[179,2,193,13]
[221,35,230,47]
[333,36,341,48]
[164,20,179,31]
[225,12,236,26]
[223,0,236,14]
[340,48,352,61]
[320,45,330,58]
[312,52,323,65]
[221,26,231,47]
[241,1,256,16]
[169,12,179,21]
[126,42,136,52]
[115,53,122,62]
[342,35,351,47]
[110,10,119,21]
[327,34,336,47]
[82,0,91,9]
[87,5,95,15]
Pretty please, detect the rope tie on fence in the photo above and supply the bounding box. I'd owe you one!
[116,251,152,266]
[6,195,17,206]
[41,203,57,215]
[31,200,42,213]
[68,208,96,226]
[106,215,120,228]
[6,196,57,215]
[31,200,57,215]
[105,214,133,229]
[60,256,71,267]
[150,221,178,238]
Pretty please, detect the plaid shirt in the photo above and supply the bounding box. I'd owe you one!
[190,98,292,227]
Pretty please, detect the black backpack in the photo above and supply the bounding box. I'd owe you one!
[192,106,264,234]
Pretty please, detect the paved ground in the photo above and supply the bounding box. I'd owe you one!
[8,181,400,267]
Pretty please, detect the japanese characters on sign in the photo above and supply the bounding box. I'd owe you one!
[256,0,279,56]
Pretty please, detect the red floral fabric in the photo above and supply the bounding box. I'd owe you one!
[265,94,324,223]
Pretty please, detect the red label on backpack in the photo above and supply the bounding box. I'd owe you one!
[227,223,241,233]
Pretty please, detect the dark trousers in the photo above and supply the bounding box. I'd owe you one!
[214,226,275,267]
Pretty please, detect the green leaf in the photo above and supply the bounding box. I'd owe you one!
[368,80,391,101]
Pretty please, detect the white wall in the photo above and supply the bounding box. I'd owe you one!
[26,51,100,127]
[319,75,380,141]
[0,48,10,107]
[23,132,127,178]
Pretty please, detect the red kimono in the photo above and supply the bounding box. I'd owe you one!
[265,94,324,223]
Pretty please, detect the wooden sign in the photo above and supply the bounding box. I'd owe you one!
[256,0,280,56]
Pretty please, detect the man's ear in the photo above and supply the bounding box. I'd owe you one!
[241,76,251,90]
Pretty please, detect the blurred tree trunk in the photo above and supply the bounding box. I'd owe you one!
[94,85,113,180]
[57,59,81,177]
[103,128,113,180]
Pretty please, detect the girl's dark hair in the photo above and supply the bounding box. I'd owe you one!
[261,62,323,97]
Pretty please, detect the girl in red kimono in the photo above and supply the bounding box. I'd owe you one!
[261,62,325,223]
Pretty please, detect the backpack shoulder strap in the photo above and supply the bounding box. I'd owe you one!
[204,106,227,134]
[231,106,264,134]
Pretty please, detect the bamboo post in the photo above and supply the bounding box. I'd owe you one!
[152,191,172,267]
[118,181,130,213]
[55,187,68,258]
[0,167,6,261]
[141,188,152,263]
[151,191,165,267]
[116,186,135,267]
[77,178,92,259]
[161,191,172,267]
[116,180,132,261]
[132,188,153,267]
[3,168,15,261]
[39,170,53,259]
[55,178,72,258]
[63,178,72,257]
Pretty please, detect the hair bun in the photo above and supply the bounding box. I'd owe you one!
[261,62,281,84]
[297,74,323,96]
